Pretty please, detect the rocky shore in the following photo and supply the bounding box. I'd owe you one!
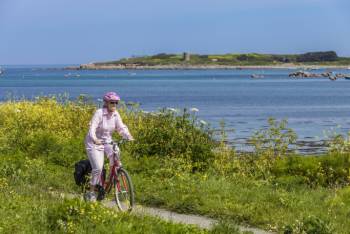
[289,70,350,80]
[66,63,350,70]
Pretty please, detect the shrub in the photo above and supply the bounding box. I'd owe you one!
[0,98,216,171]
[249,118,297,158]
[327,133,350,154]
[127,108,216,171]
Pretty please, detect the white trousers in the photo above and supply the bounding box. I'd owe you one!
[86,144,114,186]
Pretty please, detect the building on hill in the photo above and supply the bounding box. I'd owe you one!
[183,52,190,62]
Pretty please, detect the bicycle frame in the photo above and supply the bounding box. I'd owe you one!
[87,139,134,210]
[101,160,117,193]
[98,140,126,194]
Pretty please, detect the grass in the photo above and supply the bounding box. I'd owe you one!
[133,173,342,232]
[123,151,346,233]
[0,153,241,234]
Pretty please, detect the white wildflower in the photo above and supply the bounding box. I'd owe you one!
[15,109,21,113]
[190,107,199,112]
[166,107,178,113]
[199,120,208,125]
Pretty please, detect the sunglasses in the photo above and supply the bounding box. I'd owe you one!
[108,101,119,105]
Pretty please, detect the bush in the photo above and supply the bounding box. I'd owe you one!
[0,96,94,165]
[0,98,216,171]
[249,118,297,159]
[327,133,350,154]
[127,108,216,171]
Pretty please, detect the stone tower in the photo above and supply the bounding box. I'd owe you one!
[183,52,190,62]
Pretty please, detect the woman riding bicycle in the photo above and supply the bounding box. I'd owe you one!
[84,91,134,202]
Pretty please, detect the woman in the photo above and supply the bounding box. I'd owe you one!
[84,91,134,201]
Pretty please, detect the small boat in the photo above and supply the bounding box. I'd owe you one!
[0,67,3,75]
[64,73,80,78]
[251,74,264,79]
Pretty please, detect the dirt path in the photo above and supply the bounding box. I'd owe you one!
[102,200,275,234]
[65,193,273,234]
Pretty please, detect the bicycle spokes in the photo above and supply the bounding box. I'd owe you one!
[114,169,134,211]
[116,178,130,205]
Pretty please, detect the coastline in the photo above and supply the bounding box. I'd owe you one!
[66,63,350,70]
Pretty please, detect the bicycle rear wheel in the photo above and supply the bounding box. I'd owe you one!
[114,168,135,211]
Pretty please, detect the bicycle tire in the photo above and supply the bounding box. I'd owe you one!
[114,168,135,211]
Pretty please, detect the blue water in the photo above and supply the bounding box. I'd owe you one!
[1,66,350,153]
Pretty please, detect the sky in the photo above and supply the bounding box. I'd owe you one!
[0,0,350,65]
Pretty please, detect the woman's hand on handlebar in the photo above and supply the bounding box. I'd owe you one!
[94,138,103,145]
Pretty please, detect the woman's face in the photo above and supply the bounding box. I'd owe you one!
[107,101,118,112]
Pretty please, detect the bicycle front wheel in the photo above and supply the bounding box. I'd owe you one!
[114,168,135,211]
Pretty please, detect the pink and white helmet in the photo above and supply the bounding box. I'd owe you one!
[103,92,121,102]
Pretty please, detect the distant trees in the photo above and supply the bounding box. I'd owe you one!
[272,56,290,63]
[237,54,248,61]
[296,51,338,62]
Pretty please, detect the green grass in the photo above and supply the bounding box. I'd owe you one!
[132,173,342,233]
[122,147,346,233]
[0,154,241,234]
[0,188,210,234]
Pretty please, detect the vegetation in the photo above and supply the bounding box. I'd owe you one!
[94,51,350,67]
[1,96,350,233]
[296,51,338,62]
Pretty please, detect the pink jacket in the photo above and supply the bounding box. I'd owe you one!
[85,108,133,150]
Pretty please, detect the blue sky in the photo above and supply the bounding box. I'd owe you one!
[1,0,350,64]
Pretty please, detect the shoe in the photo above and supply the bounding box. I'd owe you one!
[96,185,105,201]
[84,191,97,202]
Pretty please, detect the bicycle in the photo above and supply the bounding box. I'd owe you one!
[83,139,135,211]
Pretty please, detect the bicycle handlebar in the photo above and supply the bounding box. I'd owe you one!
[101,139,128,146]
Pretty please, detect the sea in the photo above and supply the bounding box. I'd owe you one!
[1,65,350,154]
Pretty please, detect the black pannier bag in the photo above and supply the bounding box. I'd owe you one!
[74,159,106,186]
[74,159,92,186]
